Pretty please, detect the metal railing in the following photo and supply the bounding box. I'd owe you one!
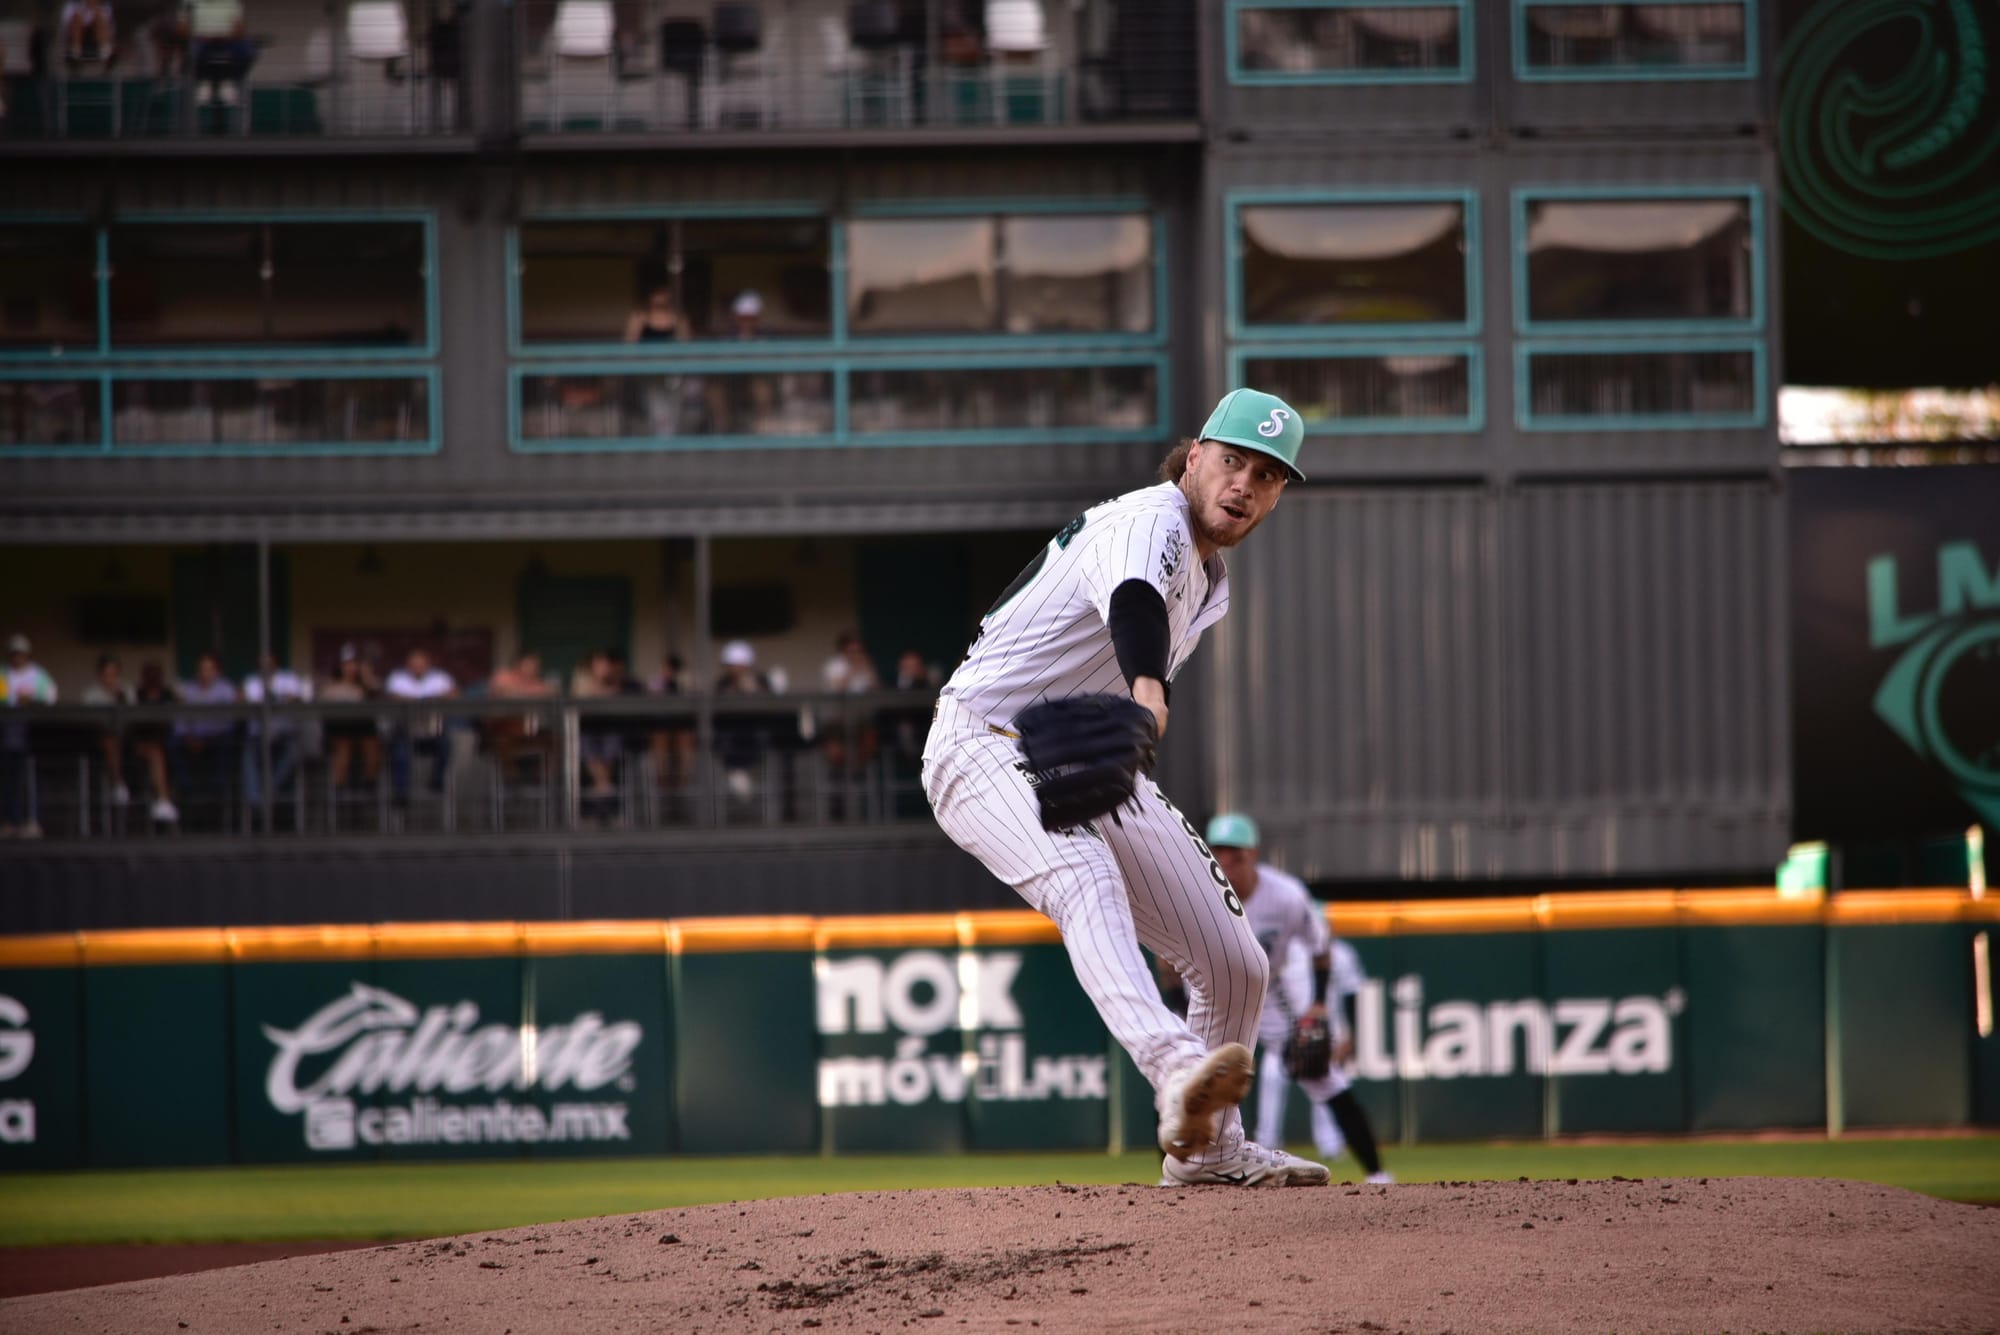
[0,689,939,841]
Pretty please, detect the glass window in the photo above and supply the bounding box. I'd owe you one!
[849,213,1155,337]
[1525,348,1757,420]
[0,226,98,352]
[518,370,835,442]
[1523,5,1748,74]
[848,219,998,336]
[0,379,101,447]
[1524,196,1753,324]
[1240,201,1468,328]
[847,364,1157,434]
[110,377,431,446]
[108,222,427,348]
[1242,352,1472,427]
[1237,6,1464,76]
[517,218,833,344]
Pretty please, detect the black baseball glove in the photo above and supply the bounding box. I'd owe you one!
[1013,694,1158,834]
[1282,1012,1334,1081]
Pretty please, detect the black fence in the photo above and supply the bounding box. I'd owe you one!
[0,689,939,841]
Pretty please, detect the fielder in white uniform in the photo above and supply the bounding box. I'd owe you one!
[924,388,1328,1188]
[1206,813,1391,1184]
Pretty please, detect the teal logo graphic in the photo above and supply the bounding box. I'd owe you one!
[1868,542,2000,824]
[1780,0,2000,260]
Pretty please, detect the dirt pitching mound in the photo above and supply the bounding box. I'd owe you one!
[5,1176,1995,1333]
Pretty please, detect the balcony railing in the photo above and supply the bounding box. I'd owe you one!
[0,690,939,841]
[514,0,1196,135]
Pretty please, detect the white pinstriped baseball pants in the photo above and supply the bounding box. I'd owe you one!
[923,700,1268,1132]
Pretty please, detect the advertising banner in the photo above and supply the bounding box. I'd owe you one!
[1791,466,2000,842]
[0,967,82,1170]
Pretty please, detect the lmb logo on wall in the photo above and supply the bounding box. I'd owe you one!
[261,983,644,1152]
[0,994,35,1144]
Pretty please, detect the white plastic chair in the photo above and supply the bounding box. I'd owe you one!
[985,0,1054,123]
[345,1,414,131]
[550,0,617,128]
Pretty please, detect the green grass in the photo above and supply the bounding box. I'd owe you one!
[2,1136,1996,1248]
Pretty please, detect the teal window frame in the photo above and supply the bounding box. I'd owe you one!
[1512,0,1757,83]
[103,210,440,362]
[1225,0,1476,86]
[509,357,844,454]
[1513,339,1767,431]
[507,202,842,359]
[508,198,1170,359]
[1227,188,1483,342]
[1512,184,1765,337]
[0,213,108,362]
[506,351,1170,454]
[0,366,441,457]
[843,351,1171,447]
[1229,342,1484,434]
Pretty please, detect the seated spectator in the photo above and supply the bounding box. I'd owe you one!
[130,660,180,823]
[647,652,698,795]
[149,2,189,76]
[713,639,772,805]
[817,630,882,782]
[172,650,240,825]
[384,646,455,805]
[730,290,764,341]
[60,0,116,68]
[319,643,382,795]
[182,0,257,106]
[886,647,939,757]
[486,648,557,780]
[577,648,643,825]
[241,651,311,818]
[80,653,134,807]
[2,633,58,840]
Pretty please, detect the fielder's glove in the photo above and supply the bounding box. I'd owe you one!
[1282,1012,1334,1081]
[1013,694,1158,834]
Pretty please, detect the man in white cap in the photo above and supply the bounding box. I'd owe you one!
[730,290,764,340]
[714,639,772,802]
[923,387,1329,1187]
[2,633,58,838]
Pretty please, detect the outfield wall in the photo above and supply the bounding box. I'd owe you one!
[2,891,1996,1169]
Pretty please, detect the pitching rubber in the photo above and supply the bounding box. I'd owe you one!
[1158,1041,1255,1157]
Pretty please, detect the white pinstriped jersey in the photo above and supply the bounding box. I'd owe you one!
[940,482,1230,727]
[1242,864,1328,1027]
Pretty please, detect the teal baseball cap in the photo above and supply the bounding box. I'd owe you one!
[1205,812,1261,849]
[1198,387,1307,483]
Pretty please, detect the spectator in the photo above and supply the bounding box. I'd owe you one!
[319,643,382,795]
[885,647,940,819]
[172,650,239,825]
[486,648,557,780]
[80,653,134,807]
[713,639,772,805]
[149,1,189,75]
[60,0,116,68]
[1,633,58,839]
[181,0,257,106]
[624,283,690,345]
[818,630,881,783]
[578,648,643,825]
[385,646,455,805]
[240,650,311,817]
[130,660,180,823]
[730,290,764,341]
[647,652,698,796]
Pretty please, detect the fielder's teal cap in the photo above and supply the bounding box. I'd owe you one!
[1198,387,1307,483]
[1205,812,1261,849]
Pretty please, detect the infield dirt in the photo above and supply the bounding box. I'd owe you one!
[3,1175,1994,1333]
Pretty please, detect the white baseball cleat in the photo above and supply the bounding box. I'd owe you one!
[1156,1042,1255,1159]
[1159,1136,1331,1188]
[1365,1171,1395,1185]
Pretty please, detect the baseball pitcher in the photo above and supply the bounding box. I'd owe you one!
[923,388,1329,1188]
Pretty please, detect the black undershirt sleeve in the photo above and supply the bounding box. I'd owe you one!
[1313,959,1332,1008]
[1107,579,1170,695]
[1341,993,1358,1038]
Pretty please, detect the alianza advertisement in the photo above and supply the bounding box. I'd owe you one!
[0,900,1991,1170]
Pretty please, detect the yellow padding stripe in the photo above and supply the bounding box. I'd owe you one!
[0,890,1991,967]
